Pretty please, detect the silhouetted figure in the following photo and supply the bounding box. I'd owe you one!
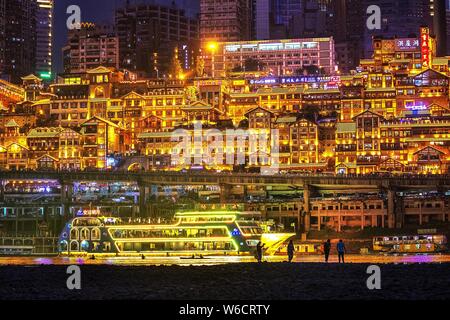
[287,240,295,263]
[323,239,331,262]
[141,254,145,260]
[337,239,346,263]
[256,241,265,263]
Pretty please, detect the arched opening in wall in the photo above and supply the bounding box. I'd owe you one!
[128,163,144,172]
[59,240,68,252]
[70,241,79,251]
[80,228,90,240]
[70,228,79,240]
[91,228,101,241]
[94,86,105,98]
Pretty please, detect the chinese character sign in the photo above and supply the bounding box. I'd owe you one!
[421,27,431,68]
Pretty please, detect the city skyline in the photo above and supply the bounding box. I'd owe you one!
[1,0,447,78]
[54,0,200,73]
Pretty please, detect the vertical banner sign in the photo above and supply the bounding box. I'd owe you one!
[421,27,430,69]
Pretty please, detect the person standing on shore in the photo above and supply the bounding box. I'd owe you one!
[256,241,265,263]
[287,240,295,263]
[337,239,346,263]
[323,239,331,262]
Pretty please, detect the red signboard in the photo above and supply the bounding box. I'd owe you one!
[421,27,430,68]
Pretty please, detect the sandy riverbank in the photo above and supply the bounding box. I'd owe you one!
[0,262,449,300]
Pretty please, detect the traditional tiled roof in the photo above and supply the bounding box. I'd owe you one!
[6,142,29,151]
[27,127,63,139]
[353,109,384,119]
[244,106,274,116]
[137,132,175,139]
[21,74,42,81]
[4,119,20,128]
[81,116,121,128]
[303,88,340,94]
[413,145,447,155]
[336,122,356,132]
[86,66,114,74]
[257,87,304,95]
[36,154,59,162]
[275,116,297,124]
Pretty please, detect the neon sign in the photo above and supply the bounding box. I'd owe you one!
[281,76,340,84]
[420,27,431,68]
[249,78,278,85]
[395,38,420,51]
[406,103,427,111]
[249,76,341,85]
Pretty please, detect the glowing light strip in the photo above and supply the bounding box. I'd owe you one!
[112,237,232,243]
[106,223,233,231]
[175,211,241,216]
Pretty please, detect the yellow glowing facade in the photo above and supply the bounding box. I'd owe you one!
[1,31,450,174]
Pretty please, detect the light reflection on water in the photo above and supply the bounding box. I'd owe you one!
[0,254,450,266]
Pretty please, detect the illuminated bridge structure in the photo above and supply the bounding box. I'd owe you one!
[1,171,449,233]
[1,171,449,188]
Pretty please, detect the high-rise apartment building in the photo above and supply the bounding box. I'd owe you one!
[200,0,252,44]
[255,0,271,40]
[362,0,445,58]
[254,0,358,72]
[296,0,335,38]
[0,0,5,76]
[36,0,53,79]
[0,0,37,83]
[116,2,199,77]
[429,0,447,56]
[447,4,450,55]
[62,23,119,74]
[332,0,364,73]
[209,37,336,77]
[272,0,302,37]
[255,0,334,39]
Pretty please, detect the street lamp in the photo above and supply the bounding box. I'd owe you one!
[207,42,218,78]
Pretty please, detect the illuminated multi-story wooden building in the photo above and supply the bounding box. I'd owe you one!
[80,116,126,169]
[27,127,63,167]
[336,109,450,174]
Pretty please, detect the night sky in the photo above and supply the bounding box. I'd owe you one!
[54,0,200,73]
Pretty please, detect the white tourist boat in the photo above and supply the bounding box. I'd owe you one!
[58,211,295,256]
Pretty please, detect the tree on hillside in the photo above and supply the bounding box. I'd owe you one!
[232,58,263,72]
[169,47,183,79]
[295,65,326,76]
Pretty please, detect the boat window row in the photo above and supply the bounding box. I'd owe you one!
[178,216,235,223]
[72,218,102,227]
[238,226,263,236]
[117,241,234,252]
[70,227,101,241]
[373,235,445,244]
[110,228,229,239]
